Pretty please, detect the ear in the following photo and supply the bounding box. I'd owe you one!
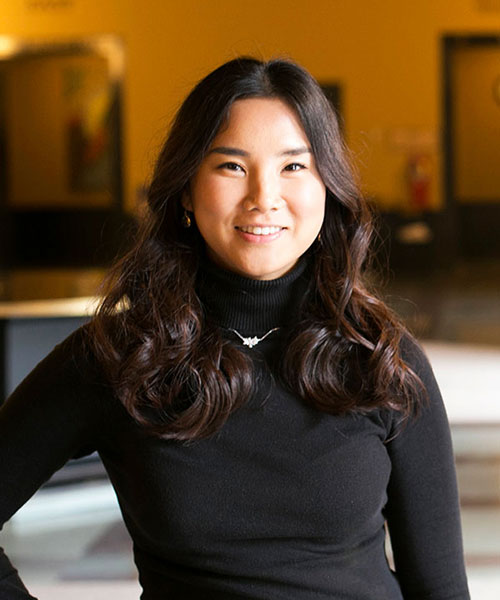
[181,190,193,211]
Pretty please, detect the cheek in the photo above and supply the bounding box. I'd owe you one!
[290,183,326,228]
[191,179,238,221]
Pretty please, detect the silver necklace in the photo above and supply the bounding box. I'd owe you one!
[229,327,280,348]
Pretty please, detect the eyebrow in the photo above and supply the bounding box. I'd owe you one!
[208,145,311,158]
[280,146,311,157]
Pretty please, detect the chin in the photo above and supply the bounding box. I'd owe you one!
[236,262,295,281]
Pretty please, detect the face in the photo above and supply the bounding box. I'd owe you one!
[183,97,326,280]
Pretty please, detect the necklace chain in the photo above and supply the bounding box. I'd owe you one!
[229,327,280,348]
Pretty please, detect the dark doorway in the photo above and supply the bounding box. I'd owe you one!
[443,35,500,259]
[0,37,133,271]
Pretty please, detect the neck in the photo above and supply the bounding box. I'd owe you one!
[196,257,311,335]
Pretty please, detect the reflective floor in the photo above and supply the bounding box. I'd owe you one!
[382,259,500,347]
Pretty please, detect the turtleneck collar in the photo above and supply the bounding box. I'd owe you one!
[196,256,311,335]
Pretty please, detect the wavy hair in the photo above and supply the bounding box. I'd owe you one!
[90,57,423,440]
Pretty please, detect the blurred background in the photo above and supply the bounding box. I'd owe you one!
[0,1,499,598]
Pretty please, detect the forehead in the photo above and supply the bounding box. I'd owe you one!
[212,97,309,146]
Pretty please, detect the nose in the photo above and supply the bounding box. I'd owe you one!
[243,169,284,213]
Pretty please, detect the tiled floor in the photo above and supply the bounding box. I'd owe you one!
[382,260,500,347]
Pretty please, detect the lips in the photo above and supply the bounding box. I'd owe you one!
[236,225,285,236]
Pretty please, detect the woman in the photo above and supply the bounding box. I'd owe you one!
[0,57,470,599]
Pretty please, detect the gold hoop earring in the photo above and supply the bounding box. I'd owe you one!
[182,209,192,228]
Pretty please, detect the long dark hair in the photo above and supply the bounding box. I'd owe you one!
[90,57,423,440]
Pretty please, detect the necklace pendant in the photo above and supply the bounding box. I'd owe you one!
[243,336,260,348]
[229,327,280,348]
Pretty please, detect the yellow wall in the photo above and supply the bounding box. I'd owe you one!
[1,0,500,212]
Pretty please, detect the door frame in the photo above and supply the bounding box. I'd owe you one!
[442,34,500,259]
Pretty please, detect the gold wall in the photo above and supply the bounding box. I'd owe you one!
[1,0,500,213]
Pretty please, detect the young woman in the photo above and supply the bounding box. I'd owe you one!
[0,57,470,599]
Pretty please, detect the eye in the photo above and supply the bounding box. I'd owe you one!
[283,162,307,172]
[218,162,245,173]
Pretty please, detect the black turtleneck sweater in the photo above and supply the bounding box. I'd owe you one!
[0,261,470,599]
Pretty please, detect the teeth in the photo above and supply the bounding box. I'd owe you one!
[239,226,282,235]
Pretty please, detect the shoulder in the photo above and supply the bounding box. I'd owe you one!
[398,333,441,401]
[31,323,102,385]
[384,333,449,442]
[3,322,116,424]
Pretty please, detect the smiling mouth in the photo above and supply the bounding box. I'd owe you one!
[236,225,285,236]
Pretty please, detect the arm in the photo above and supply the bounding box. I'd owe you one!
[385,340,470,599]
[0,329,106,599]
[0,556,35,600]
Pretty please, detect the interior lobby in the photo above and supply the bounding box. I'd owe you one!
[0,1,499,598]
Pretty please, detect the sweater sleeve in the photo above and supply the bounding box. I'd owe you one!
[384,339,470,599]
[0,328,108,599]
